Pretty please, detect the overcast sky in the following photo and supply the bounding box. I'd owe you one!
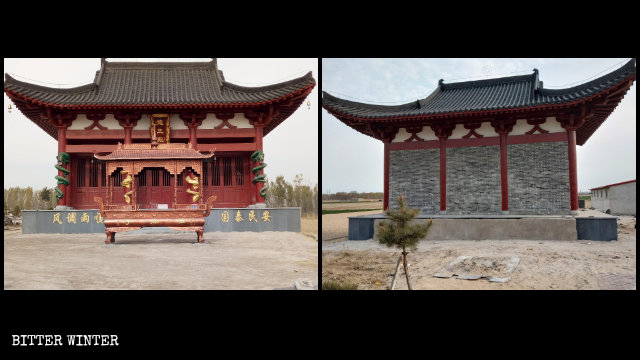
[322,58,636,194]
[3,58,318,190]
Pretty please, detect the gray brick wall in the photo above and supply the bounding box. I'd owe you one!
[389,148,439,213]
[508,141,570,214]
[388,141,570,215]
[446,146,501,214]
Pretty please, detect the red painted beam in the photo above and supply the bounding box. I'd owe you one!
[197,143,257,152]
[66,143,258,153]
[196,128,256,138]
[65,145,117,153]
[66,128,256,140]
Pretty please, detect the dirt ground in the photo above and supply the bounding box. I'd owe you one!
[4,228,318,290]
[322,202,383,211]
[301,217,318,236]
[322,212,636,290]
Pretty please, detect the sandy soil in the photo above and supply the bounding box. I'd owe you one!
[4,229,318,290]
[322,202,383,211]
[301,217,318,235]
[322,213,636,290]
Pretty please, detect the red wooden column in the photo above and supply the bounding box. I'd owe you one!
[180,113,206,150]
[254,123,265,205]
[246,107,278,206]
[431,124,454,214]
[567,130,578,212]
[49,111,75,207]
[56,124,69,206]
[491,118,516,214]
[438,136,447,212]
[375,126,397,211]
[383,141,390,211]
[115,113,141,145]
[560,109,585,215]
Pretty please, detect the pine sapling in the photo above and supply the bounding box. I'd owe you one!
[376,194,432,290]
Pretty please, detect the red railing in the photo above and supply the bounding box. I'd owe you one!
[173,204,209,210]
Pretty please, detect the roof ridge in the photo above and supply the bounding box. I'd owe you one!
[418,86,442,107]
[103,59,217,70]
[441,73,536,90]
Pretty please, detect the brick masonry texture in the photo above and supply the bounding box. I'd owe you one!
[446,146,501,214]
[388,141,570,215]
[389,149,440,213]
[507,141,570,214]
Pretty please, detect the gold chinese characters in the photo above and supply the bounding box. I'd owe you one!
[220,210,272,223]
[52,212,104,225]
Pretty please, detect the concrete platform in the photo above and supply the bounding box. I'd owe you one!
[348,212,618,241]
[22,208,301,234]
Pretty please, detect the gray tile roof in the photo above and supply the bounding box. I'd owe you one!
[5,59,315,107]
[323,59,636,145]
[5,59,315,138]
[323,59,635,119]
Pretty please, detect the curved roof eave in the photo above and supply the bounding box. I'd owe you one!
[322,59,636,120]
[222,71,315,93]
[4,73,97,94]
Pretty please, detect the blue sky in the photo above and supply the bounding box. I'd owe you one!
[4,58,318,190]
[322,58,636,193]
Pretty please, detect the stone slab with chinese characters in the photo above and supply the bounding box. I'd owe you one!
[22,208,301,234]
[205,208,301,232]
[22,210,106,234]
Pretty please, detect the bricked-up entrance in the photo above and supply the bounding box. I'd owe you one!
[323,59,636,215]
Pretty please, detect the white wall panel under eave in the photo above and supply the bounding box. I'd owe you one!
[205,113,253,129]
[393,128,411,142]
[70,114,119,130]
[446,122,501,139]
[68,115,92,130]
[474,122,499,137]
[169,115,188,130]
[508,117,565,136]
[544,117,564,133]
[100,114,120,129]
[510,119,531,136]
[448,124,467,139]
[227,114,252,128]
[132,117,150,130]
[201,114,218,129]
[391,126,438,142]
